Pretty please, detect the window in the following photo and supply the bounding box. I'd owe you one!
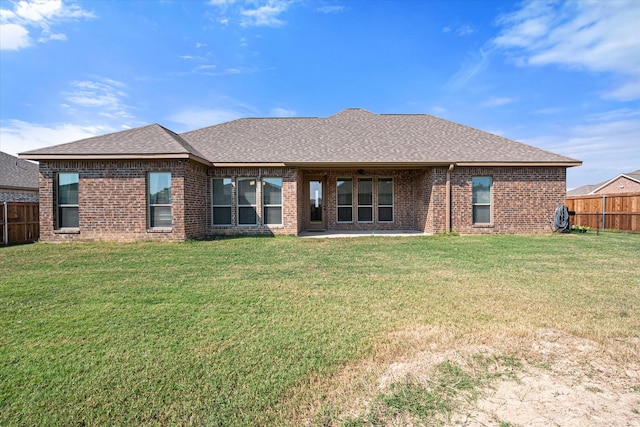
[57,173,79,228]
[148,172,171,228]
[377,177,394,222]
[472,177,492,224]
[237,178,257,225]
[336,178,353,222]
[357,178,373,222]
[212,178,233,225]
[262,178,283,225]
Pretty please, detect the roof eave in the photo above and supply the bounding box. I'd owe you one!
[0,185,39,192]
[455,161,582,167]
[284,161,582,169]
[19,153,212,166]
[212,162,287,167]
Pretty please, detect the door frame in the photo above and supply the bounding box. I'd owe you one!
[304,176,326,231]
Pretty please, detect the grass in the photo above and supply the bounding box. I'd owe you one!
[1,233,639,425]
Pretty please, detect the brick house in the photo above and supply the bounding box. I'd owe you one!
[567,170,640,196]
[1,151,39,203]
[20,109,581,242]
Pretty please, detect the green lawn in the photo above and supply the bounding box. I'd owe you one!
[1,233,639,426]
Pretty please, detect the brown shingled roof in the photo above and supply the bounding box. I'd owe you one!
[20,109,581,167]
[0,151,39,190]
[20,124,208,162]
[182,109,580,165]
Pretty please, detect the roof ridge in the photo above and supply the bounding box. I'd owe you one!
[155,124,208,160]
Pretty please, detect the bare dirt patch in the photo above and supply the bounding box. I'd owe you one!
[301,327,640,426]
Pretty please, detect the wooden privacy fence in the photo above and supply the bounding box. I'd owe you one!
[566,192,640,233]
[1,202,39,245]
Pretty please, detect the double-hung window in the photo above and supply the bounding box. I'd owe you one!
[212,178,233,225]
[357,178,373,223]
[336,178,353,222]
[57,172,79,228]
[377,177,394,222]
[237,178,257,225]
[472,177,492,224]
[262,178,283,225]
[148,172,172,228]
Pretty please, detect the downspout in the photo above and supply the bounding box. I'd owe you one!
[445,164,455,233]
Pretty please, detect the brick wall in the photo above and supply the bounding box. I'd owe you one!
[183,161,208,239]
[207,167,299,236]
[594,176,640,194]
[36,161,569,241]
[38,159,199,242]
[447,166,567,234]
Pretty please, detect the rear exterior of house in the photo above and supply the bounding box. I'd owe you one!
[21,109,580,242]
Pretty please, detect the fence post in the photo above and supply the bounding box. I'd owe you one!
[2,202,7,246]
[601,195,606,231]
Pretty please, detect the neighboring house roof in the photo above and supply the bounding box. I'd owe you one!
[567,170,640,196]
[20,109,581,167]
[0,151,39,191]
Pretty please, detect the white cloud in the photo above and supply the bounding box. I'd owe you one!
[270,107,296,117]
[0,22,30,50]
[241,1,290,27]
[206,0,294,27]
[455,24,475,36]
[0,119,112,157]
[0,0,94,50]
[208,0,237,5]
[443,24,475,36]
[446,49,489,90]
[316,5,345,14]
[493,0,640,101]
[482,97,517,107]
[61,78,134,121]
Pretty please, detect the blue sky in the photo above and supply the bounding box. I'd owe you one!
[1,0,638,189]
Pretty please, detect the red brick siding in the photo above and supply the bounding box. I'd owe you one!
[36,161,568,240]
[446,167,567,234]
[207,167,298,236]
[38,160,196,242]
[183,161,208,239]
[296,170,305,234]
[423,168,448,233]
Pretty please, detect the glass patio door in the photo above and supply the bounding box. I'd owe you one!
[308,179,324,230]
